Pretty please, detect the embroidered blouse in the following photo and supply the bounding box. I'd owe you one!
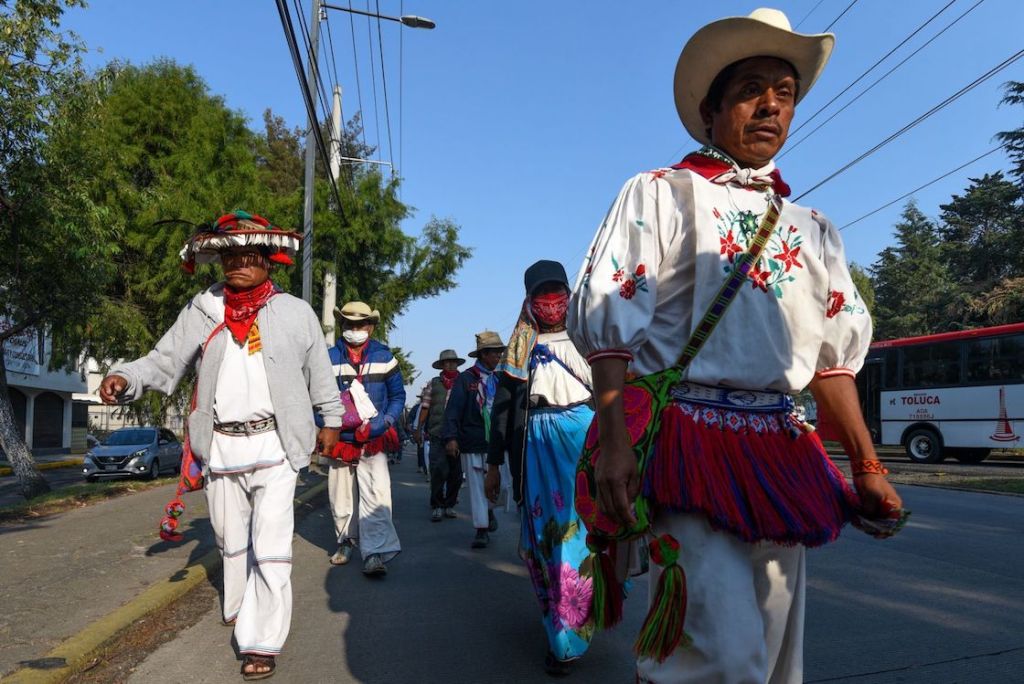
[529,331,593,408]
[568,153,871,394]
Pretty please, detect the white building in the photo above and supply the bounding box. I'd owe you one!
[3,325,88,455]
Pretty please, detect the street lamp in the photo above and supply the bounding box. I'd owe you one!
[321,4,436,29]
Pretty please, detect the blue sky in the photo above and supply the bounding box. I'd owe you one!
[64,1,1023,395]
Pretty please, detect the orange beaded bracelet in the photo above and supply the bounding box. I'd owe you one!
[851,460,889,476]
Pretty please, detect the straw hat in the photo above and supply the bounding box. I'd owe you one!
[468,330,507,358]
[432,349,466,370]
[178,210,301,274]
[334,301,380,323]
[673,8,834,145]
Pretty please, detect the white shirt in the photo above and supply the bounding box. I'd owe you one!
[209,325,285,473]
[568,164,871,393]
[530,331,593,408]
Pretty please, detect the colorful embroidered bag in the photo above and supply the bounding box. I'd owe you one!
[574,195,784,660]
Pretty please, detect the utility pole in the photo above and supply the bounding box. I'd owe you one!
[301,0,322,304]
[322,85,342,345]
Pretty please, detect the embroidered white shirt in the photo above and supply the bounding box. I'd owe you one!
[530,331,593,408]
[568,166,871,393]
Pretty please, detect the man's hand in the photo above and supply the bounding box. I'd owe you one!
[445,439,460,459]
[595,436,640,527]
[854,473,903,519]
[318,427,340,457]
[485,466,502,503]
[99,375,128,405]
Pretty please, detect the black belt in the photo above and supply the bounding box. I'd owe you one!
[214,416,277,436]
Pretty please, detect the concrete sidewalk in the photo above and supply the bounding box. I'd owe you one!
[0,469,324,678]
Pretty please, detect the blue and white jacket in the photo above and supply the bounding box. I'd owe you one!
[328,339,406,443]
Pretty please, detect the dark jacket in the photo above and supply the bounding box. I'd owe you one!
[328,339,406,444]
[487,372,529,504]
[441,367,489,453]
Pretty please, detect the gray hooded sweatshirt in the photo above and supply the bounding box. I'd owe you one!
[111,283,343,472]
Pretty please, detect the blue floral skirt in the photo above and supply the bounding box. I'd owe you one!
[519,404,595,661]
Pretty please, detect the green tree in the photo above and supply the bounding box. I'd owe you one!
[0,0,117,498]
[997,80,1024,186]
[870,202,952,340]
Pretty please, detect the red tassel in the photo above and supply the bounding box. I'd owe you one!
[159,498,186,542]
[269,252,293,266]
[181,260,195,274]
[584,533,625,630]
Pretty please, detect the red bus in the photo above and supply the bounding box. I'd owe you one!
[824,323,1024,464]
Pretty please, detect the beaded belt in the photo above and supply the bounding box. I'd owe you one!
[214,416,277,436]
[670,381,794,413]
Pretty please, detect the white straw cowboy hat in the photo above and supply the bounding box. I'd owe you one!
[674,7,834,145]
[432,349,466,370]
[468,330,507,358]
[334,301,380,323]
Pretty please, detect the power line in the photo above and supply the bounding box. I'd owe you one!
[346,0,369,151]
[375,0,396,176]
[276,0,346,221]
[292,0,332,126]
[788,0,958,139]
[822,0,859,32]
[780,0,986,160]
[365,0,383,160]
[795,48,1024,201]
[794,0,827,30]
[323,12,341,96]
[839,145,1004,231]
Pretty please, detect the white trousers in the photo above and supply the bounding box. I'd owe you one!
[205,461,297,656]
[461,452,491,529]
[636,513,805,684]
[327,451,401,562]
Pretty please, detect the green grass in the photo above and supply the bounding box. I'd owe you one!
[954,478,1024,495]
[0,478,171,523]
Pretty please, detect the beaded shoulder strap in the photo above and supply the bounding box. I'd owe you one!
[672,195,784,373]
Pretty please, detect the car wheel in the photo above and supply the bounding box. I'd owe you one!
[905,428,944,464]
[147,459,160,480]
[952,448,990,464]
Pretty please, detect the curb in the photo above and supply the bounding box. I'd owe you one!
[0,479,328,684]
[0,460,84,477]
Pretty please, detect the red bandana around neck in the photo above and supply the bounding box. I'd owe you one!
[672,148,791,198]
[223,279,276,344]
[440,369,460,390]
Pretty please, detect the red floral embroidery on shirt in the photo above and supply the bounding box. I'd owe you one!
[826,290,845,318]
[649,169,668,180]
[612,268,625,282]
[720,229,743,263]
[610,256,649,299]
[773,241,803,272]
[749,265,771,292]
[619,279,637,299]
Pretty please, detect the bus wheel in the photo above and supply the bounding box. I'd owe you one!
[952,448,990,464]
[905,428,944,464]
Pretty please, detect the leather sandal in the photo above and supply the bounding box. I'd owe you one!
[241,654,275,680]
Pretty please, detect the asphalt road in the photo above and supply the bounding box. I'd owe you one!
[0,467,177,508]
[126,451,1024,684]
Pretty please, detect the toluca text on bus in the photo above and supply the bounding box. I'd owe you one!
[827,323,1023,464]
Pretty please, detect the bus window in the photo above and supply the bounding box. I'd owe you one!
[882,348,899,389]
[966,334,1024,383]
[901,340,962,387]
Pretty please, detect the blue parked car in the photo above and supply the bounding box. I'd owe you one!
[82,427,183,482]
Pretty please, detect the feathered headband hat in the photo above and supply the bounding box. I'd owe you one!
[176,210,302,274]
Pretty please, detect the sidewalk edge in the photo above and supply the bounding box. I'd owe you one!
[0,479,327,684]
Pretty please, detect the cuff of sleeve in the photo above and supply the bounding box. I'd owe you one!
[815,367,856,380]
[321,416,343,428]
[586,348,634,365]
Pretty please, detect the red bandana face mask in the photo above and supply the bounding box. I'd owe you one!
[530,292,569,326]
[223,279,276,344]
[440,369,459,390]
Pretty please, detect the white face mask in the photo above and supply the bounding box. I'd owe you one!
[343,329,369,346]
